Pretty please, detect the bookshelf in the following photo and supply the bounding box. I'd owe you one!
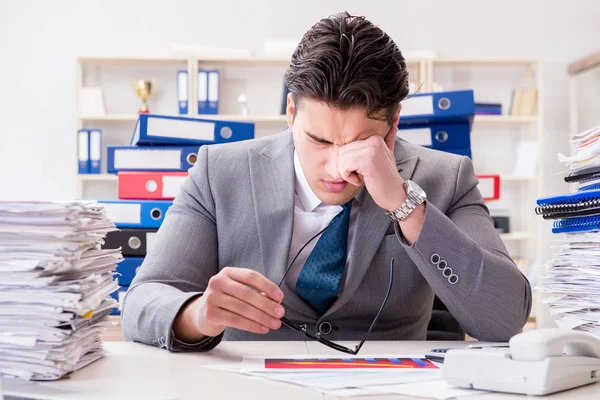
[75,54,544,328]
[428,57,544,327]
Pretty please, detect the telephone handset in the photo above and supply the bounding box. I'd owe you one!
[442,328,600,396]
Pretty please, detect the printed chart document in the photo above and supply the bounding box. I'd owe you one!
[202,354,484,398]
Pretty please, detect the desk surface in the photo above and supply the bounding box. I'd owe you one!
[2,340,600,400]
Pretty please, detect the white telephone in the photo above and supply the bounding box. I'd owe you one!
[442,328,600,396]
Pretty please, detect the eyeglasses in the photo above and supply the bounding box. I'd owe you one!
[277,227,394,355]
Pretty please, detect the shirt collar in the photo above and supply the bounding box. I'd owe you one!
[293,151,363,211]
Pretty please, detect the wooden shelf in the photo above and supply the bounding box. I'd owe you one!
[78,174,117,182]
[474,115,539,123]
[432,57,539,66]
[78,56,187,65]
[79,114,287,123]
[500,232,536,241]
[500,175,537,182]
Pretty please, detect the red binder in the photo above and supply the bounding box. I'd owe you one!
[476,175,501,201]
[118,172,188,200]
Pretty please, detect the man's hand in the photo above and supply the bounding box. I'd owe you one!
[173,267,285,342]
[338,125,406,212]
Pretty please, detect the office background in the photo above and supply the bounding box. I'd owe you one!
[1,0,600,330]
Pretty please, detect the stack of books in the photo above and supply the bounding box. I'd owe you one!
[100,114,255,314]
[535,125,600,334]
[0,201,120,380]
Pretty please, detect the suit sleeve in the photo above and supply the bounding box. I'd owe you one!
[395,156,532,342]
[120,145,223,352]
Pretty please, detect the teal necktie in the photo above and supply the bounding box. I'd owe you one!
[296,201,352,314]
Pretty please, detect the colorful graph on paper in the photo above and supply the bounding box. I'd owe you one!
[263,357,438,370]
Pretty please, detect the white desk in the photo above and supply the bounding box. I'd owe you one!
[3,341,600,400]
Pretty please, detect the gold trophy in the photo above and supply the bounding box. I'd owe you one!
[134,79,155,114]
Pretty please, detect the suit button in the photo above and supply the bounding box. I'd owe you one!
[448,274,459,284]
[318,322,332,335]
[437,260,447,270]
[442,267,453,278]
[430,254,440,264]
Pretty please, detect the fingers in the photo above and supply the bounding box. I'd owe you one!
[221,278,285,320]
[218,293,283,330]
[338,147,368,186]
[213,307,271,335]
[224,267,283,302]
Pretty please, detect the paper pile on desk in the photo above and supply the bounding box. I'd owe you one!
[538,124,600,335]
[0,201,121,380]
[540,233,600,334]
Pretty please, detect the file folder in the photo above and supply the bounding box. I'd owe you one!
[129,114,255,146]
[535,189,600,220]
[98,199,172,228]
[118,171,188,200]
[207,70,219,114]
[552,215,600,234]
[476,175,500,201]
[114,257,145,286]
[397,122,471,149]
[102,228,157,256]
[177,70,188,115]
[77,130,89,174]
[110,285,128,315]
[197,69,208,114]
[89,129,102,174]
[107,145,199,173]
[399,90,475,126]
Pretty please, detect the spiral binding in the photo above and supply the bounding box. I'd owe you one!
[565,171,600,183]
[579,182,600,191]
[553,215,600,233]
[535,197,600,217]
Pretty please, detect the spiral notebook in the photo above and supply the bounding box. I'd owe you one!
[535,189,600,219]
[552,215,600,234]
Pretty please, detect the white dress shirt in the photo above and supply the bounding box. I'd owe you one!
[284,151,359,296]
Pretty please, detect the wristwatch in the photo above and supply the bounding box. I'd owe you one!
[387,180,427,222]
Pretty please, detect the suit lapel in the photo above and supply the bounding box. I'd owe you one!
[248,130,318,319]
[324,138,419,317]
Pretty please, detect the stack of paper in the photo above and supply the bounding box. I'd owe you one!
[0,201,121,380]
[537,124,600,335]
[558,125,600,190]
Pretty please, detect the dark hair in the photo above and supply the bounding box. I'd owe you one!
[284,11,410,125]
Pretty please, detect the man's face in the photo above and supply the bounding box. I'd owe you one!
[287,95,399,206]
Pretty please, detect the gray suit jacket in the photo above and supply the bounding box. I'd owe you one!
[121,129,532,351]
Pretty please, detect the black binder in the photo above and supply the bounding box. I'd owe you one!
[102,228,157,256]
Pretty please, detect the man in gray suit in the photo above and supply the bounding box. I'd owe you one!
[122,12,532,352]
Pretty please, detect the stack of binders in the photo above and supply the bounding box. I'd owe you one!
[101,114,255,314]
[535,125,600,334]
[397,89,475,159]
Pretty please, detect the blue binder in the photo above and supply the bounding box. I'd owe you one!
[397,122,471,149]
[197,69,208,114]
[107,145,199,173]
[535,189,600,220]
[206,70,219,114]
[130,114,254,146]
[399,90,475,126]
[552,215,600,234]
[78,130,89,174]
[177,70,188,115]
[115,256,144,286]
[89,129,102,174]
[98,199,172,229]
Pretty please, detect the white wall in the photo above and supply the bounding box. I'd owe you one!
[1,0,600,325]
[1,0,599,199]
